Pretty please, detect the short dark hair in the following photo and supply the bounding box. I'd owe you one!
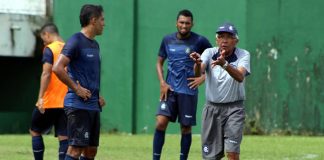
[177,9,193,21]
[79,4,104,27]
[40,23,59,34]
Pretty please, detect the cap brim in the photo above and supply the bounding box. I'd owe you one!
[216,30,235,35]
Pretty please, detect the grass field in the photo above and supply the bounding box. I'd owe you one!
[0,134,323,160]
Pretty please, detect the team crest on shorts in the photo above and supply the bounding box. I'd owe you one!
[202,145,209,154]
[84,132,89,138]
[160,102,167,110]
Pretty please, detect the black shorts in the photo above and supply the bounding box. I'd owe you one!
[156,91,198,126]
[30,108,67,136]
[65,108,100,147]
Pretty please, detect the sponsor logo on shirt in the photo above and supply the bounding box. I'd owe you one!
[87,54,94,58]
[185,115,193,118]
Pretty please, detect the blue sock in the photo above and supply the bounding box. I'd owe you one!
[32,136,44,160]
[180,133,192,160]
[64,154,78,160]
[59,140,68,160]
[153,129,165,160]
[80,156,94,160]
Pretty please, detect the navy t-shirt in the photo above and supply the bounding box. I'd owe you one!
[62,32,101,111]
[158,32,212,95]
[42,48,53,64]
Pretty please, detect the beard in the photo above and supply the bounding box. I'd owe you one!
[96,29,103,35]
[177,30,191,38]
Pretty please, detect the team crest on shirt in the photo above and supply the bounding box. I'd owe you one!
[185,47,191,54]
[86,54,94,57]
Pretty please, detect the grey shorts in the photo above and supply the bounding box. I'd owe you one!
[201,101,245,160]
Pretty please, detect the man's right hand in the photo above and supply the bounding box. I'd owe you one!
[160,82,173,101]
[75,81,92,101]
[35,98,45,114]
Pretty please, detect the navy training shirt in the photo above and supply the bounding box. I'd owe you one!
[62,32,101,111]
[158,32,212,95]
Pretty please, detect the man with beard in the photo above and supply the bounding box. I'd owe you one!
[153,9,212,160]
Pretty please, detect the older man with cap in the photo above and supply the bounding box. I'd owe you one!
[190,22,251,160]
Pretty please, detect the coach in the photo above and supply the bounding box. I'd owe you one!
[190,22,251,160]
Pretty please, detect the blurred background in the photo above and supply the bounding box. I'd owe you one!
[0,0,323,136]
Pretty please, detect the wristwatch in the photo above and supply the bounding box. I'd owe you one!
[222,61,229,69]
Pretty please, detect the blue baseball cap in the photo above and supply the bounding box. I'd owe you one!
[216,22,238,37]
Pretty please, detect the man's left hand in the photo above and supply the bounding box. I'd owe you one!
[99,96,106,107]
[211,49,226,68]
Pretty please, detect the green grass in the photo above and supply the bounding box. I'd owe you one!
[0,134,323,160]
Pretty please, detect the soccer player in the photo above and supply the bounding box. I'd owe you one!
[153,9,212,160]
[30,23,68,160]
[190,22,251,160]
[53,4,106,160]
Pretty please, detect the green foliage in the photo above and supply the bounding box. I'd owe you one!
[0,134,323,160]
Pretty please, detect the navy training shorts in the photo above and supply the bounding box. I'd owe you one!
[156,91,198,126]
[30,108,67,136]
[65,108,100,147]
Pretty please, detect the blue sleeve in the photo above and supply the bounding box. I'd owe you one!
[61,36,78,59]
[158,37,167,58]
[42,47,53,64]
[197,37,212,54]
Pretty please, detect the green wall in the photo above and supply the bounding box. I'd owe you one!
[134,0,247,134]
[53,0,247,134]
[53,0,324,135]
[245,0,324,135]
[54,0,135,133]
[1,0,323,135]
